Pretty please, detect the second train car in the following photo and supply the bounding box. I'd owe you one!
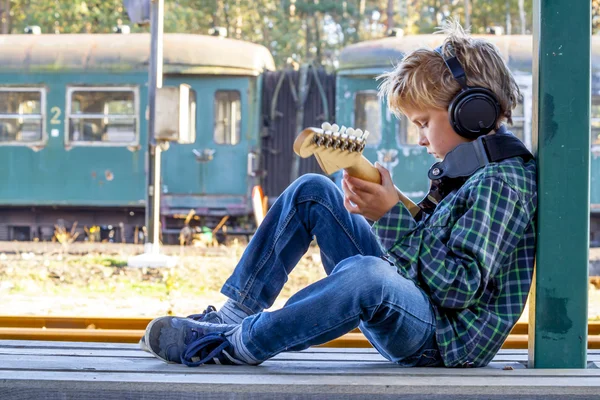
[336,34,600,245]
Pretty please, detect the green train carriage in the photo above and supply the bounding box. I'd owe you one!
[0,33,275,242]
[335,34,600,245]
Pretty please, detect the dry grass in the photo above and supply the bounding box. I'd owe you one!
[1,241,600,321]
[0,240,326,317]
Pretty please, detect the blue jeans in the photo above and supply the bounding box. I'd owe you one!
[221,174,443,367]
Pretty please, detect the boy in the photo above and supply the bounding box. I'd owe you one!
[141,21,536,368]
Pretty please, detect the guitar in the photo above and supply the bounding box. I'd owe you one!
[293,122,421,217]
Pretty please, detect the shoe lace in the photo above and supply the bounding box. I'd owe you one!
[186,305,217,321]
[180,333,232,367]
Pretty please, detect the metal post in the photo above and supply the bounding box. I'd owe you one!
[528,0,590,368]
[145,0,164,254]
[464,0,470,29]
[290,64,309,183]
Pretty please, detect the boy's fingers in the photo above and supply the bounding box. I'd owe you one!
[344,175,377,194]
[341,178,355,196]
[344,195,357,213]
[375,162,392,186]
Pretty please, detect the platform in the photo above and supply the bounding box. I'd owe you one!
[1,340,600,399]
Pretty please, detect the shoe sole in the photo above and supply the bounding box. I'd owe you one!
[144,316,179,364]
[138,336,151,353]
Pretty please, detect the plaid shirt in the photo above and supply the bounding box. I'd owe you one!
[372,157,537,367]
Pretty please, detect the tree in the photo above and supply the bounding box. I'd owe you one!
[8,0,134,34]
[1,0,10,34]
[2,0,597,68]
[594,0,600,34]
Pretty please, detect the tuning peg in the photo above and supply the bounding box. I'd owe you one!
[346,128,355,137]
[321,122,332,132]
[362,130,370,141]
[339,126,347,135]
[331,123,340,133]
[354,128,362,138]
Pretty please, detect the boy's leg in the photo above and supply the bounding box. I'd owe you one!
[146,255,441,367]
[230,255,441,366]
[220,173,385,315]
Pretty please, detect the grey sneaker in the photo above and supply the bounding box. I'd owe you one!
[139,305,222,353]
[144,316,241,366]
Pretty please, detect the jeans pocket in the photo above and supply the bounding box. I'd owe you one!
[397,348,444,367]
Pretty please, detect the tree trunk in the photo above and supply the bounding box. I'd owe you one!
[386,0,394,32]
[313,13,322,64]
[223,1,231,35]
[2,0,10,34]
[518,0,526,34]
[235,0,242,39]
[505,0,511,35]
[432,0,440,26]
[305,17,311,62]
[356,0,365,38]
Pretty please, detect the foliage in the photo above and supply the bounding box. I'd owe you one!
[0,0,595,68]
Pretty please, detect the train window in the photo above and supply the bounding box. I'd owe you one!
[591,96,600,146]
[214,90,241,145]
[0,88,45,146]
[66,87,138,147]
[354,91,381,146]
[397,115,420,146]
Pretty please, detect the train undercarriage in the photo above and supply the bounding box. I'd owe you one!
[0,206,257,246]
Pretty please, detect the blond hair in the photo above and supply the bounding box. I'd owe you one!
[378,19,521,128]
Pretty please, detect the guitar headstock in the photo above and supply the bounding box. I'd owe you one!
[293,122,371,175]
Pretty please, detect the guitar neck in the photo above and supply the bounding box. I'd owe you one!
[345,156,421,218]
[344,155,382,184]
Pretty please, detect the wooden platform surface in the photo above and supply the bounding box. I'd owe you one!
[1,340,600,399]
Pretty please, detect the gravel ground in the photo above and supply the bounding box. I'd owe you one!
[1,241,599,321]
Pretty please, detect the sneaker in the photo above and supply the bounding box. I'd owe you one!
[144,316,243,366]
[186,305,223,323]
[139,305,222,353]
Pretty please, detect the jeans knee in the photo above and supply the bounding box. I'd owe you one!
[332,255,395,290]
[290,173,338,198]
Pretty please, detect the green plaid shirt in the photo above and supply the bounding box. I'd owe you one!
[372,157,537,367]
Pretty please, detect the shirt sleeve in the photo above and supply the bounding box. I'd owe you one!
[386,177,531,310]
[370,201,419,251]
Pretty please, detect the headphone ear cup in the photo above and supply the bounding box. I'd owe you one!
[448,87,500,139]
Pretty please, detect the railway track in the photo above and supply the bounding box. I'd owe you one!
[1,316,599,349]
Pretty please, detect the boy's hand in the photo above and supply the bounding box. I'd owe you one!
[342,163,398,221]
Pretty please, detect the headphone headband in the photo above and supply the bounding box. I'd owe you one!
[433,44,500,139]
[434,45,467,89]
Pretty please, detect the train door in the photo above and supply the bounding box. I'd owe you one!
[352,88,387,170]
[334,77,387,188]
[162,76,251,204]
[351,86,432,201]
[337,78,431,200]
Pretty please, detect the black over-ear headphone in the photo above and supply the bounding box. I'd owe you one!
[434,45,501,139]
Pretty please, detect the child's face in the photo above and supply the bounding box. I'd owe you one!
[401,105,471,159]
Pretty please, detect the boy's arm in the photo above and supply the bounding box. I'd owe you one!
[396,187,422,218]
[381,177,531,310]
[370,187,420,250]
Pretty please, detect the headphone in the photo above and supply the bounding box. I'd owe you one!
[434,45,500,139]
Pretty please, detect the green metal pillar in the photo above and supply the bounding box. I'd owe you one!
[528,1,591,368]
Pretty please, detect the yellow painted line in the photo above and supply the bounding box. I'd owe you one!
[1,328,599,349]
[0,316,151,330]
[1,316,600,335]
